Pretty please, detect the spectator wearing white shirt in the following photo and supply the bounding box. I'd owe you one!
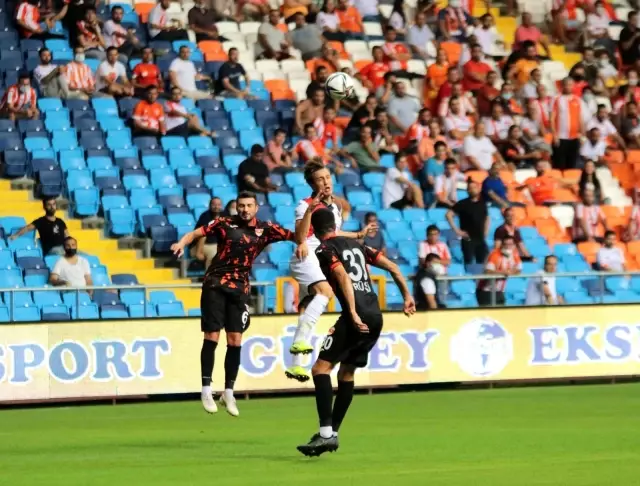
[387,81,421,134]
[352,0,379,19]
[443,96,473,151]
[96,47,134,97]
[596,230,626,272]
[386,0,406,34]
[148,0,188,41]
[382,152,424,209]
[525,255,563,305]
[463,121,504,171]
[474,13,499,56]
[49,237,94,292]
[434,158,465,208]
[585,1,616,55]
[521,99,553,155]
[520,68,542,100]
[483,101,514,147]
[164,86,215,137]
[414,253,446,310]
[588,104,627,150]
[580,127,608,165]
[169,46,213,100]
[572,187,608,243]
[406,11,435,61]
[419,225,451,267]
[438,82,476,118]
[103,5,142,63]
[33,47,69,98]
[316,0,345,42]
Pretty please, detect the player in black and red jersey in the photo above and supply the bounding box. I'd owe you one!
[171,191,306,416]
[296,208,415,457]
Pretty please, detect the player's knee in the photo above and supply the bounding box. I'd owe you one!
[337,365,356,382]
[311,360,333,376]
[204,332,219,342]
[313,281,334,299]
[226,332,243,346]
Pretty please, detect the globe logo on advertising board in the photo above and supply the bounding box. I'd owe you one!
[450,318,513,377]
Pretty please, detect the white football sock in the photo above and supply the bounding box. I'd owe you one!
[224,388,234,399]
[319,426,333,439]
[291,294,330,367]
[202,385,212,395]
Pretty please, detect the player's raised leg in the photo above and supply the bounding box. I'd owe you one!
[200,287,226,413]
[297,358,339,457]
[201,333,219,413]
[219,331,242,417]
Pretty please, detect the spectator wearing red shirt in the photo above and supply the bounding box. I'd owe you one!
[477,70,500,116]
[513,12,551,59]
[132,86,166,138]
[356,46,391,92]
[15,0,67,40]
[0,72,39,121]
[381,26,411,73]
[319,106,340,147]
[132,47,163,98]
[436,67,462,111]
[463,44,492,93]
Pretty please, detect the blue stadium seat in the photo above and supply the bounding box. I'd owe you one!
[108,208,136,236]
[149,290,178,305]
[72,304,100,319]
[156,302,185,317]
[111,274,139,286]
[150,225,177,252]
[128,304,158,318]
[13,306,41,322]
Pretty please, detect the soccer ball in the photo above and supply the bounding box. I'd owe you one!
[325,72,355,101]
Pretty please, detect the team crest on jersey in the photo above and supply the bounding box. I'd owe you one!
[255,229,264,237]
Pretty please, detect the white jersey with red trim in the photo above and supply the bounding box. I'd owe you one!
[293,197,343,253]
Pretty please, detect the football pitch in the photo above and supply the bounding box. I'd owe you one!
[2,383,639,486]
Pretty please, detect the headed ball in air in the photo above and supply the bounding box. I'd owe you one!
[325,72,355,101]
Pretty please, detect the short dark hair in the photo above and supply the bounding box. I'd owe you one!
[63,236,76,245]
[38,47,50,55]
[303,122,315,132]
[597,103,607,110]
[315,65,327,75]
[374,106,387,116]
[605,230,616,238]
[111,5,123,12]
[274,128,287,136]
[107,46,118,55]
[250,144,264,155]
[311,208,336,237]
[42,197,56,207]
[425,253,440,263]
[228,47,238,55]
[544,255,557,266]
[237,191,257,202]
[434,141,447,151]
[426,224,439,234]
[471,43,482,50]
[444,158,457,166]
[364,212,377,223]
[146,85,158,94]
[304,160,326,185]
[18,71,30,81]
[522,40,536,50]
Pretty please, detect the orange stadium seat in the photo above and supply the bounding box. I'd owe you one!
[198,41,224,54]
[134,3,154,22]
[527,205,551,220]
[627,240,640,255]
[466,170,487,183]
[577,241,600,263]
[499,170,514,185]
[625,150,640,163]
[563,169,582,181]
[552,188,579,203]
[270,88,296,100]
[264,79,290,92]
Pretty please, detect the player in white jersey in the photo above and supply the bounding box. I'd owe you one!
[285,161,376,382]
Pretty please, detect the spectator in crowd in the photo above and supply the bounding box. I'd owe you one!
[224,199,238,216]
[434,158,464,208]
[49,237,93,290]
[422,140,448,192]
[475,13,499,57]
[618,11,640,69]
[290,12,324,61]
[621,101,640,147]
[476,234,522,306]
[438,0,473,42]
[319,106,341,147]
[596,230,626,271]
[293,122,332,164]
[317,0,346,42]
[627,193,640,241]
[447,179,489,264]
[132,47,163,98]
[483,101,514,147]
[417,118,447,162]
[494,206,533,260]
[580,127,608,165]
[0,72,39,121]
[15,0,66,41]
[164,87,215,137]
[237,144,278,193]
[295,87,326,135]
[96,47,134,97]
[425,49,451,105]
[520,99,553,155]
[132,86,166,137]
[103,5,142,62]
[414,253,446,310]
[385,0,406,34]
[193,197,223,268]
[64,46,96,100]
[579,159,604,203]
[519,159,574,205]
[309,43,342,76]
[550,0,582,46]
[496,80,523,116]
[406,11,435,61]
[575,47,601,87]
[336,0,363,34]
[189,0,227,43]
[9,198,69,255]
[148,0,188,41]
[344,125,381,170]
[531,84,552,128]
[362,212,386,254]
[438,81,475,118]
[419,225,451,267]
[387,81,421,134]
[443,96,473,152]
[256,9,290,60]
[403,107,431,153]
[352,0,379,19]
[33,48,69,98]
[281,0,313,23]
[356,46,391,93]
[519,68,543,100]
[551,77,587,170]
[588,104,626,150]
[76,8,106,61]
[169,46,213,100]
[462,44,492,94]
[501,125,544,169]
[482,162,509,208]
[462,121,503,171]
[382,26,416,76]
[264,128,293,170]
[525,255,562,305]
[436,66,462,108]
[513,12,551,59]
[367,107,399,153]
[216,48,252,98]
[382,152,424,209]
[572,187,608,243]
[586,1,616,54]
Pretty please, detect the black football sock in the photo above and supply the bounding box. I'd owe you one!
[224,345,242,390]
[332,380,355,433]
[313,373,333,437]
[201,339,218,387]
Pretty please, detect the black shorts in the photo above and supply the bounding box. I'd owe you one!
[200,286,251,334]
[318,313,383,368]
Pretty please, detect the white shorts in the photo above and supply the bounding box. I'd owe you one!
[289,254,327,301]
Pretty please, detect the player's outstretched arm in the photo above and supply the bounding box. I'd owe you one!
[374,254,416,316]
[170,227,205,257]
[295,193,322,244]
[338,220,378,240]
[331,264,369,333]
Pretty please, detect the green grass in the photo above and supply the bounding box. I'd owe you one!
[1,384,639,486]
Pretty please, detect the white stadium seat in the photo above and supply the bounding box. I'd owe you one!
[239,22,261,35]
[215,21,240,34]
[255,59,281,73]
[280,59,306,73]
[288,71,311,83]
[514,168,536,184]
[344,40,369,55]
[262,70,287,81]
[407,59,426,75]
[363,22,383,37]
[550,205,575,229]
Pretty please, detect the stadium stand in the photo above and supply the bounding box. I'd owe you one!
[1,0,640,321]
